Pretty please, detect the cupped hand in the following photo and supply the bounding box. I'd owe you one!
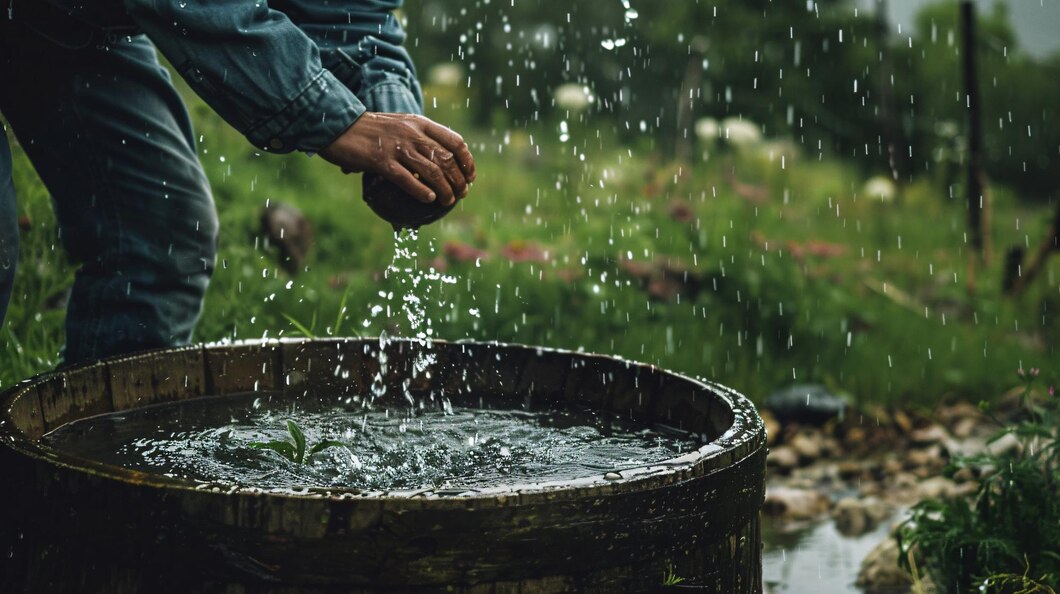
[319,112,477,206]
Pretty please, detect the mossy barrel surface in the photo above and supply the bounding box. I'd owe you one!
[0,339,765,593]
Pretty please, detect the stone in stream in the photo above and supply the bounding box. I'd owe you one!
[856,537,915,593]
[913,476,976,501]
[761,487,831,520]
[905,445,947,476]
[789,429,827,462]
[908,424,954,448]
[832,497,892,536]
[765,384,847,425]
[766,445,799,472]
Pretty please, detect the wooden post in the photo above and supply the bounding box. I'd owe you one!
[1005,200,1060,298]
[961,1,991,292]
[875,0,902,181]
[675,36,707,164]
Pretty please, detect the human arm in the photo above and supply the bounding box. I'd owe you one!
[121,0,474,204]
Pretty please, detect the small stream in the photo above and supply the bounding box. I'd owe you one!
[762,511,903,594]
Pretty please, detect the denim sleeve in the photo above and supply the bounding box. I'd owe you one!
[121,0,367,153]
[273,0,424,116]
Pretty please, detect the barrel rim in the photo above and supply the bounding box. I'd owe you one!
[0,338,764,505]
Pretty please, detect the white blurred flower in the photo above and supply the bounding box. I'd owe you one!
[427,63,464,88]
[553,83,592,111]
[694,117,719,141]
[721,117,762,146]
[759,139,800,162]
[863,176,897,203]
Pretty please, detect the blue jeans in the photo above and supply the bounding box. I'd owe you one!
[0,22,219,365]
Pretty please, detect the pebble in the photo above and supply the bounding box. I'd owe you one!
[767,445,799,471]
[855,537,914,593]
[909,424,949,446]
[832,497,892,536]
[762,487,831,520]
[790,430,824,462]
[765,384,847,425]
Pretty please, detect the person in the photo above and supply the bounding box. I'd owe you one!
[0,0,475,366]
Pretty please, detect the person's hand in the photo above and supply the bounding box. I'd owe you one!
[319,112,476,207]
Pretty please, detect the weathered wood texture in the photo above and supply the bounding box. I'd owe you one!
[0,339,765,593]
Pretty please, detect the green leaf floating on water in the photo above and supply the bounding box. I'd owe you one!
[308,440,347,457]
[287,420,307,463]
[248,420,346,465]
[248,440,298,461]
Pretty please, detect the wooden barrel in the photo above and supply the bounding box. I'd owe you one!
[0,338,765,593]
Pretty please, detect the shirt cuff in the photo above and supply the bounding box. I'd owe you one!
[244,68,366,154]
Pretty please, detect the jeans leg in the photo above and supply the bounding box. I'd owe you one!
[0,29,218,365]
[0,131,17,332]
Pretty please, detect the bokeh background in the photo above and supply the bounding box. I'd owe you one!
[3,0,1058,407]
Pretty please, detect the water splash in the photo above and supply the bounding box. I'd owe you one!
[42,394,699,491]
[362,229,457,406]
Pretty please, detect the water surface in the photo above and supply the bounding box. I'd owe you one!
[43,393,698,491]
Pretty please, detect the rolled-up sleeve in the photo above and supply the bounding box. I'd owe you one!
[123,0,365,153]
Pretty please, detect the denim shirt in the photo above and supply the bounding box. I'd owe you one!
[19,0,422,153]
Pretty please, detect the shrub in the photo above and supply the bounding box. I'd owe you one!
[898,369,1060,593]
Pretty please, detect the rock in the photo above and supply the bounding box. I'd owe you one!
[843,426,867,449]
[837,460,864,480]
[790,429,825,462]
[794,462,838,485]
[860,481,884,497]
[934,401,981,428]
[893,410,914,433]
[855,538,912,593]
[762,487,830,520]
[833,497,892,536]
[892,472,918,492]
[914,476,962,500]
[760,409,780,446]
[952,417,978,439]
[765,384,847,425]
[820,435,842,458]
[882,457,904,476]
[986,432,1021,457]
[951,430,1020,458]
[909,425,949,447]
[905,445,946,472]
[767,446,799,471]
[261,202,313,275]
[952,466,976,483]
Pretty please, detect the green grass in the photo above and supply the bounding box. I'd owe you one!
[2,80,1057,408]
[898,370,1060,592]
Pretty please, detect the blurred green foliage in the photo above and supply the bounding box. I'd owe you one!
[406,0,1060,197]
[1,0,1057,409]
[899,370,1060,593]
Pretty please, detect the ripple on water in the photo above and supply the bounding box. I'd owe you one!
[42,393,700,491]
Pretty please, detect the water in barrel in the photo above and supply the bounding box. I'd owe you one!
[42,393,699,491]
